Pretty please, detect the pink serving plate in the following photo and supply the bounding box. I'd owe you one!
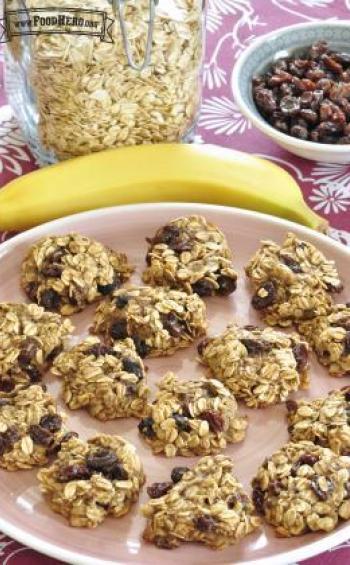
[1,203,350,565]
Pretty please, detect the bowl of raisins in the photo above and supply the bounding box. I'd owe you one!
[232,21,350,163]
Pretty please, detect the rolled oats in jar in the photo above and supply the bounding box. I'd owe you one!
[4,0,205,162]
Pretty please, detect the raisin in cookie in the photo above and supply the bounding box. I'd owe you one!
[142,215,237,297]
[53,337,148,420]
[0,302,73,397]
[252,441,350,536]
[138,372,247,457]
[92,286,207,358]
[286,387,350,455]
[21,233,133,315]
[297,304,350,377]
[198,324,309,408]
[0,385,67,471]
[37,434,145,528]
[245,233,342,326]
[142,455,260,549]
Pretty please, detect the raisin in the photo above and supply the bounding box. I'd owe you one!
[46,345,63,363]
[344,390,350,402]
[322,54,343,74]
[122,358,143,379]
[161,312,187,338]
[132,336,150,358]
[217,274,237,296]
[0,399,9,407]
[171,466,190,483]
[290,124,309,140]
[152,225,192,253]
[87,343,115,357]
[273,119,289,133]
[298,454,319,466]
[39,414,62,432]
[86,448,118,472]
[252,280,277,310]
[26,366,42,383]
[17,337,39,367]
[39,289,61,311]
[310,477,334,500]
[110,319,128,340]
[126,383,137,396]
[268,71,293,87]
[97,275,120,296]
[26,282,39,302]
[286,399,298,413]
[115,294,129,309]
[147,482,173,498]
[41,264,62,278]
[293,343,308,371]
[334,52,350,66]
[138,417,155,438]
[192,278,215,297]
[199,410,224,433]
[107,463,128,480]
[29,425,54,446]
[57,464,91,483]
[197,338,210,356]
[280,96,300,116]
[269,480,283,496]
[344,332,350,355]
[299,109,318,124]
[252,487,265,514]
[254,89,277,114]
[60,431,79,443]
[280,254,303,273]
[173,413,191,432]
[193,515,217,532]
[154,537,175,549]
[240,338,272,355]
[0,377,15,393]
[0,426,20,455]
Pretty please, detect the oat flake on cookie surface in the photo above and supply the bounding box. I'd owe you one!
[138,372,247,457]
[0,302,73,398]
[0,385,68,471]
[37,434,145,528]
[142,454,261,550]
[52,336,148,420]
[286,387,350,455]
[297,303,350,377]
[21,233,133,315]
[92,285,207,358]
[142,215,238,297]
[198,324,309,408]
[252,441,350,537]
[245,232,342,327]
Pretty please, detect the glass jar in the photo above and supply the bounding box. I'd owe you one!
[4,0,205,164]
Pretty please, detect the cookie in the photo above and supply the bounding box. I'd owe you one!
[297,304,350,377]
[142,215,237,296]
[142,454,260,549]
[286,387,350,455]
[52,337,148,420]
[138,372,247,457]
[0,385,67,471]
[252,441,350,536]
[245,233,342,326]
[198,324,309,407]
[0,302,73,397]
[92,285,207,358]
[21,233,133,315]
[37,434,145,528]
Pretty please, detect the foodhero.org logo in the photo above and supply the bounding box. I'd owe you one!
[0,7,114,43]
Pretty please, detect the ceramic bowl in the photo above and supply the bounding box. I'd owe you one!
[232,21,350,163]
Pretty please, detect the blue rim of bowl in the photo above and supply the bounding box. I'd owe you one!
[232,20,350,153]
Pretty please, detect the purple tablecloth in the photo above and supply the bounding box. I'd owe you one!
[0,0,350,563]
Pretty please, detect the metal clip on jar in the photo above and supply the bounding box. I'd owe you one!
[5,0,205,164]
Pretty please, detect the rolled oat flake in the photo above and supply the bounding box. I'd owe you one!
[5,0,205,163]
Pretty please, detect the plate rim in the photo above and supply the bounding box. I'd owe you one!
[1,201,350,565]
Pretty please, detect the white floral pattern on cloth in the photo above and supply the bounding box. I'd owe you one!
[0,1,350,563]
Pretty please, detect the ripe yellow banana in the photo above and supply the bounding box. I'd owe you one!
[0,143,326,231]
